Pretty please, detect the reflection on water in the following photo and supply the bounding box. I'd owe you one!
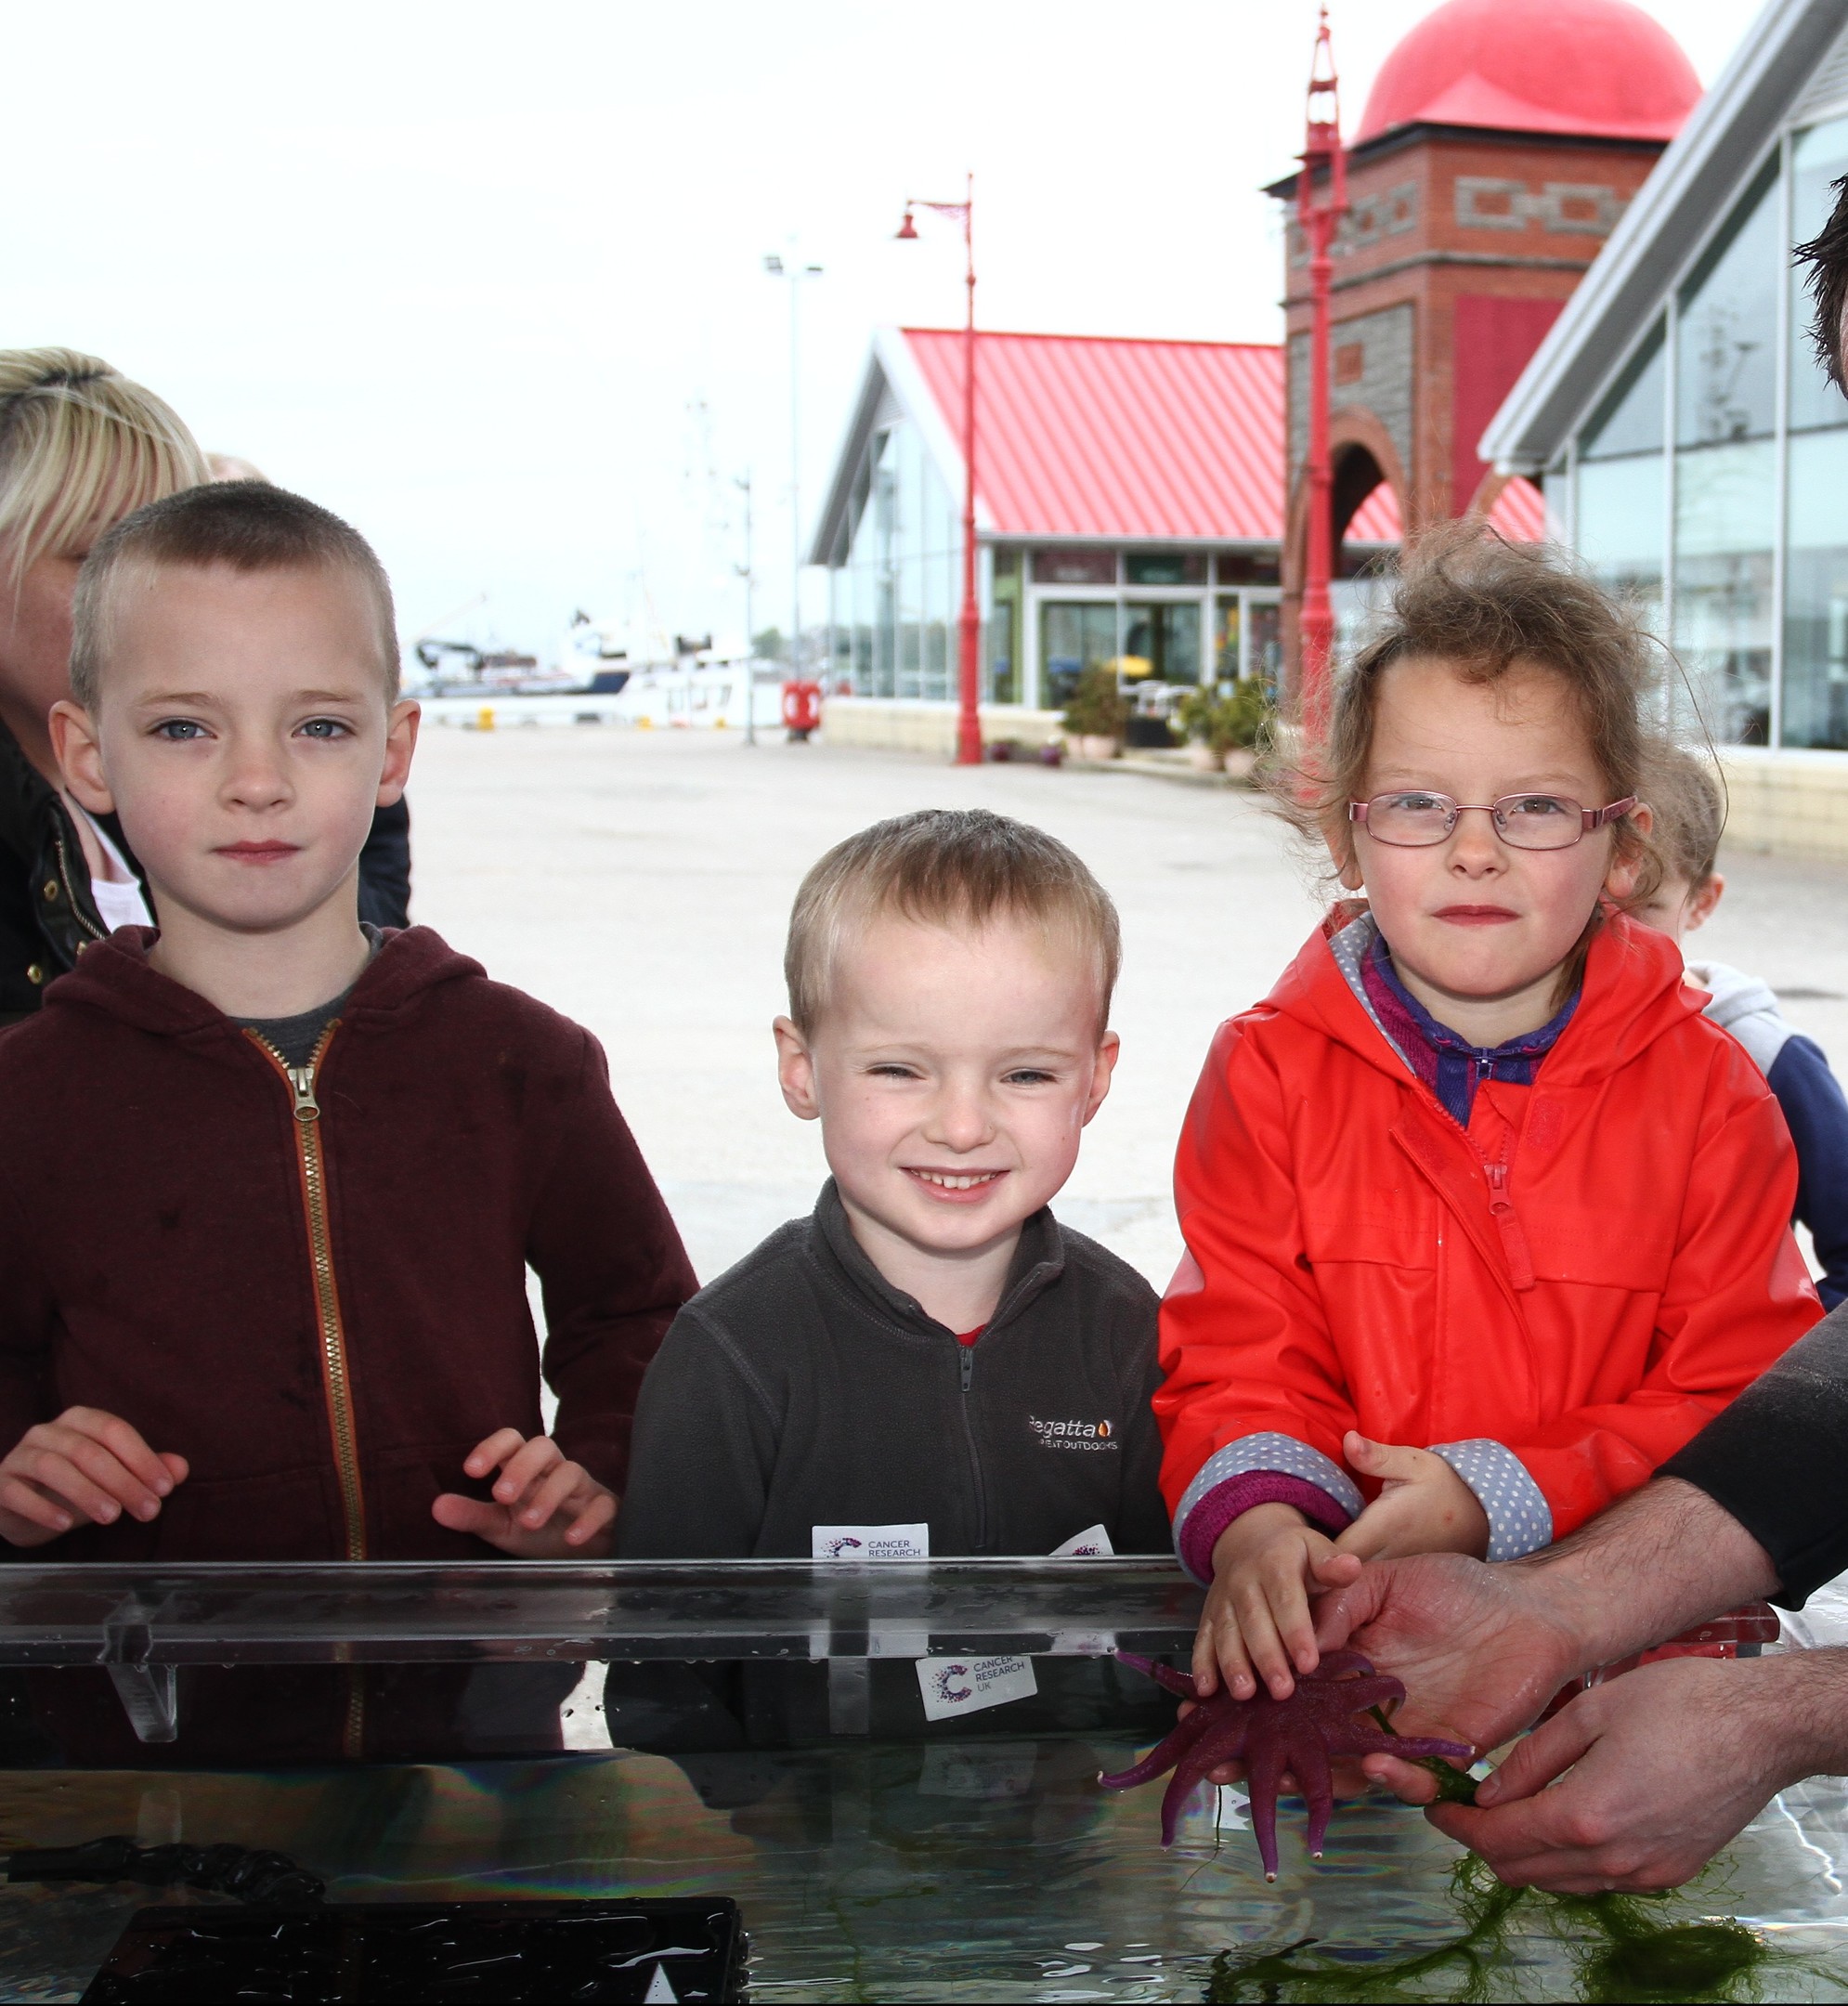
[1,1739,1847,2001]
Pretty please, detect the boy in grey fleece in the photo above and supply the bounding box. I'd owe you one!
[620,808,1167,1562]
[616,811,1171,1739]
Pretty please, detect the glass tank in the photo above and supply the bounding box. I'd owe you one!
[3,1562,1848,2001]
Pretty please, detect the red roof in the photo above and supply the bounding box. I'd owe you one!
[902,328,1399,544]
[1354,0,1698,147]
[1487,476,1547,541]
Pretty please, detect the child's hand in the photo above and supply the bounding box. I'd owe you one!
[1334,1433,1490,1562]
[1192,1502,1361,1703]
[430,1429,617,1558]
[0,1408,188,1548]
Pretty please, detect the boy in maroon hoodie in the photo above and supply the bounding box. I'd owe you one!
[0,482,695,1760]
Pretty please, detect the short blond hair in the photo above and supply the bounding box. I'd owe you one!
[0,348,208,586]
[72,482,399,708]
[786,808,1121,1037]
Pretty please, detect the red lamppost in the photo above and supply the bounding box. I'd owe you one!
[897,175,983,766]
[1296,8,1347,736]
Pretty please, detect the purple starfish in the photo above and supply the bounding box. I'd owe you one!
[1099,1649,1473,1879]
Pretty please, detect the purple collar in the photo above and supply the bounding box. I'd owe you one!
[1360,934,1578,1128]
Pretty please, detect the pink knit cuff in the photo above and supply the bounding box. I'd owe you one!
[1178,1471,1355,1583]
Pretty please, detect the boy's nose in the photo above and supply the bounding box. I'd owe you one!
[924,1089,996,1152]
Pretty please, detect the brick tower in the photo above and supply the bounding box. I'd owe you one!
[1270,0,1700,663]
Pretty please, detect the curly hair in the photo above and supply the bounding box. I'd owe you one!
[1264,521,1670,903]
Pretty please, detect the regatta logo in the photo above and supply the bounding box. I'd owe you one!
[1028,1415,1118,1452]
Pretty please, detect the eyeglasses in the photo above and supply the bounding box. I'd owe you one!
[1348,791,1637,851]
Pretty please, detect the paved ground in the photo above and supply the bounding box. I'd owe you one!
[408,722,1848,1290]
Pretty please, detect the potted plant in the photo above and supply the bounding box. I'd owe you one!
[1216,677,1274,778]
[1175,686,1224,770]
[1175,681,1275,776]
[1061,664,1128,762]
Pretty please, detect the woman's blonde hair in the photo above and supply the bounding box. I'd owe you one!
[0,347,208,587]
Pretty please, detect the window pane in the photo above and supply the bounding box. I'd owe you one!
[1578,453,1664,636]
[1676,163,1779,448]
[1582,322,1666,461]
[1033,548,1116,585]
[1125,551,1204,585]
[1783,427,1848,746]
[1247,601,1282,691]
[1215,595,1242,682]
[1791,118,1848,433]
[1040,602,1118,710]
[1673,436,1775,744]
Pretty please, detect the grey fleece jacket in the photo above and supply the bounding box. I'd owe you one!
[617,1180,1170,1559]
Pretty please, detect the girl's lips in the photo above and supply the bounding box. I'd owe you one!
[215,842,300,860]
[1434,905,1519,925]
[904,1166,1008,1204]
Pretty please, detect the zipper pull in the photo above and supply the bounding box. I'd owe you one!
[287,1064,320,1123]
[1483,1161,1536,1291]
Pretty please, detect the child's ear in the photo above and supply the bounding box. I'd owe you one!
[1081,1030,1121,1127]
[1604,801,1654,903]
[48,700,113,814]
[376,699,421,806]
[1322,814,1366,892]
[1685,872,1724,932]
[773,1015,821,1121]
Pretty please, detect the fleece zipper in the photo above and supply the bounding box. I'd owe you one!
[245,1022,366,1757]
[957,1343,989,1550]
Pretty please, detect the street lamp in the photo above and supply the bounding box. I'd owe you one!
[1295,7,1347,737]
[762,252,824,688]
[896,174,982,767]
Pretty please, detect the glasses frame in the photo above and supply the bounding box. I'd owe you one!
[1348,792,1637,850]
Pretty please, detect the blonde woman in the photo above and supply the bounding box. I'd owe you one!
[0,348,410,1023]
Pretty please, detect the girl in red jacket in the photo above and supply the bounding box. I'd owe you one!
[1160,528,1820,1706]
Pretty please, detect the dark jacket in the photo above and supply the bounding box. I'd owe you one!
[0,924,696,1558]
[618,1180,1170,1559]
[1660,1297,1848,1608]
[0,717,413,1024]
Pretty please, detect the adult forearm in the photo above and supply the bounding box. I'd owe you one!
[1516,1477,1777,1672]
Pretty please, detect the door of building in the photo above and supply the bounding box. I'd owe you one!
[1040,602,1118,710]
[1122,603,1203,684]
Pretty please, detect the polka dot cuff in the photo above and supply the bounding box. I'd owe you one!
[1173,1432,1364,1583]
[1431,1439,1553,1561]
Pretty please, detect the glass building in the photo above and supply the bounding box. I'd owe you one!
[811,328,1399,721]
[1488,4,1848,753]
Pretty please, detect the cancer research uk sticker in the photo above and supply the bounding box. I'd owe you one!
[917,1652,1040,1723]
[811,1523,931,1561]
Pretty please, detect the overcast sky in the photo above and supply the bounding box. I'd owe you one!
[2,1,1753,661]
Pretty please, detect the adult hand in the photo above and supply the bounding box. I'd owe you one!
[0,1407,188,1547]
[431,1429,617,1558]
[1315,1551,1582,1801]
[1431,1655,1822,1892]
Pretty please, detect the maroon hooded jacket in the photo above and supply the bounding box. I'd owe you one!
[0,923,695,1565]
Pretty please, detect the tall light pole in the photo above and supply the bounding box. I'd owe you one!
[897,174,982,767]
[763,252,823,682]
[735,470,756,745]
[1296,7,1347,736]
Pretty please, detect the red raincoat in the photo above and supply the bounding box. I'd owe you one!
[1157,908,1821,1561]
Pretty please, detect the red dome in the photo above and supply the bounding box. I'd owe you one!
[1353,0,1699,146]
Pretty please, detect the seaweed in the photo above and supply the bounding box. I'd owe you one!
[1205,1856,1842,2003]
